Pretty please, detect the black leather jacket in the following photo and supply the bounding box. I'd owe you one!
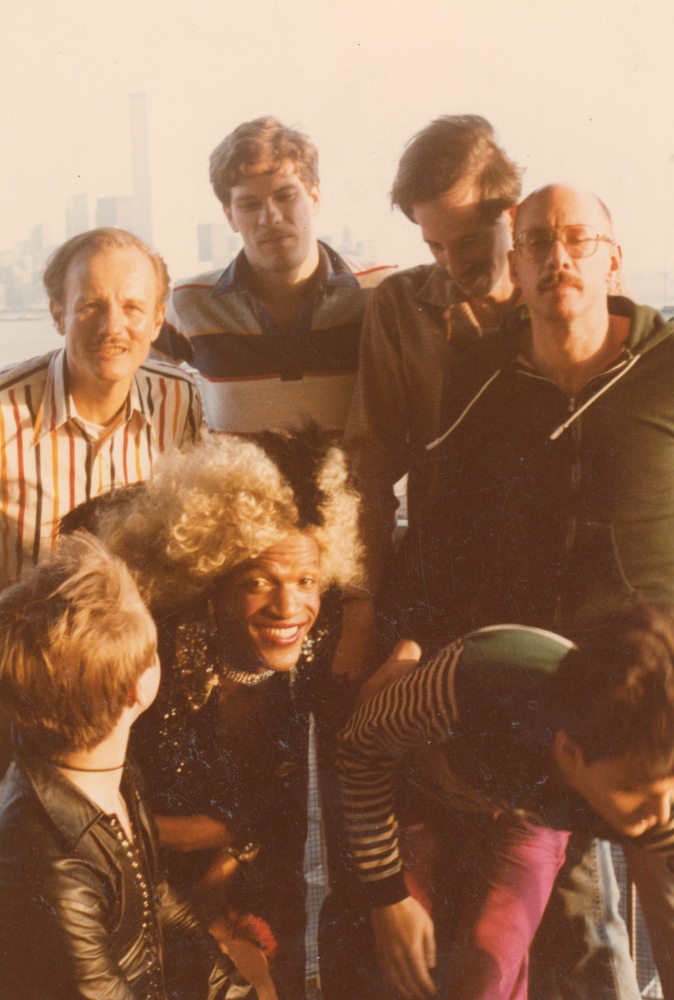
[0,755,256,1000]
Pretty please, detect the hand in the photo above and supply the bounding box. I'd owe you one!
[330,597,382,684]
[356,639,422,708]
[371,896,436,999]
[210,919,279,1000]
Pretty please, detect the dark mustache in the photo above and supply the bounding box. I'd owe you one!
[537,271,583,292]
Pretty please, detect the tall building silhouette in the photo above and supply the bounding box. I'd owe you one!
[95,196,134,230]
[65,194,88,239]
[129,93,153,245]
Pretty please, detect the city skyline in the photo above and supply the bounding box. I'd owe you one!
[2,1,674,308]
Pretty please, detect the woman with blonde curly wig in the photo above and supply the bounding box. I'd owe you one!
[62,426,364,1000]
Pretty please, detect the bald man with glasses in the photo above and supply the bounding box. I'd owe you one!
[384,184,674,998]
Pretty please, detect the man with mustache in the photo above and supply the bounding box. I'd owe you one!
[388,184,674,997]
[0,227,202,591]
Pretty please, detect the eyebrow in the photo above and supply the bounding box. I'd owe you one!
[235,184,297,203]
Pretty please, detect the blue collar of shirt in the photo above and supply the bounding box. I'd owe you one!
[210,240,359,297]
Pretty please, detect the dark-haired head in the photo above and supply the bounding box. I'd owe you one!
[554,602,674,768]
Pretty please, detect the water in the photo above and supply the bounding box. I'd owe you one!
[0,317,59,369]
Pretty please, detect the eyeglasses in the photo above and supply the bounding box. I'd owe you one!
[514,225,614,261]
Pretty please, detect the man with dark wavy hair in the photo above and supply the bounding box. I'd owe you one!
[344,114,522,595]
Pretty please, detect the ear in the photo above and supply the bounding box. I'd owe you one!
[151,304,166,343]
[607,241,623,287]
[50,300,66,336]
[553,729,585,779]
[127,655,160,712]
[223,203,239,233]
[308,183,320,216]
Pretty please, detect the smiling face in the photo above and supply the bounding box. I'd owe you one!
[51,246,163,421]
[555,732,674,837]
[223,160,320,279]
[509,185,622,326]
[212,532,321,674]
[412,180,514,301]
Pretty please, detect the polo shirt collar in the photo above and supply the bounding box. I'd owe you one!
[210,241,358,298]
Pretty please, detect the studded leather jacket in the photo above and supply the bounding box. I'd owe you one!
[0,755,256,1000]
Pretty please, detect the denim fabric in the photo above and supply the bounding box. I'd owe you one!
[529,835,640,1000]
[624,842,674,999]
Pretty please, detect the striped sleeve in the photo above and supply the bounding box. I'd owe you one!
[337,641,463,907]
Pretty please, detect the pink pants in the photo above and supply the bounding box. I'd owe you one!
[401,813,571,1000]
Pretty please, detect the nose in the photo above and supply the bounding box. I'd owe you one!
[259,198,283,227]
[652,791,673,827]
[100,302,125,334]
[544,235,572,269]
[268,584,301,619]
[436,243,458,276]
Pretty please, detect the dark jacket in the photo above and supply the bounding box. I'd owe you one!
[0,756,255,1000]
[390,297,674,647]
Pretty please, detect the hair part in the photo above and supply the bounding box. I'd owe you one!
[92,427,364,610]
[553,603,674,766]
[391,114,523,223]
[43,227,171,308]
[210,116,319,208]
[0,532,157,754]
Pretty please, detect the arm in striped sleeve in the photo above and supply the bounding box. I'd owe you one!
[337,639,464,907]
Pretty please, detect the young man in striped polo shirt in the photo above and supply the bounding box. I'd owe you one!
[0,227,202,590]
[154,115,394,441]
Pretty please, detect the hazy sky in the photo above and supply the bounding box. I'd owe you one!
[2,0,674,302]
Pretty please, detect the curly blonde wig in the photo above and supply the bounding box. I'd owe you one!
[93,428,364,610]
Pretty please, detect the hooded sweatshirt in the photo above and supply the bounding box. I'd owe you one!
[389,297,674,648]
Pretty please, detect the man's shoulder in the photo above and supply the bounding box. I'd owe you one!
[172,267,226,299]
[137,356,199,388]
[165,266,240,338]
[335,253,398,290]
[368,262,448,303]
[0,762,57,863]
[0,350,55,395]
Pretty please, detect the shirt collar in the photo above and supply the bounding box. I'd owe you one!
[414,263,461,309]
[34,349,154,445]
[210,240,358,298]
[13,755,109,847]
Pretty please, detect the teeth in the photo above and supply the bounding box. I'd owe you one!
[258,626,300,639]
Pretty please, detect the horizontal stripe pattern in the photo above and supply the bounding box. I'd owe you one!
[338,642,463,888]
[0,349,202,587]
[154,243,396,433]
[196,370,355,434]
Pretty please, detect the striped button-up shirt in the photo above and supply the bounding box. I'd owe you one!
[0,348,202,587]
